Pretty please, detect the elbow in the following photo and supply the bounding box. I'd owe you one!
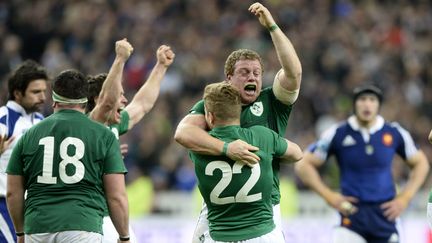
[174,126,188,146]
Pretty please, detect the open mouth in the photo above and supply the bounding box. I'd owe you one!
[244,84,257,96]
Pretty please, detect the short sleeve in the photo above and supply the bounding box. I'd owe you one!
[103,134,127,174]
[6,136,24,175]
[189,100,205,115]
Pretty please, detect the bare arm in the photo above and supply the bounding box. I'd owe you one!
[174,114,260,166]
[279,139,303,163]
[381,150,429,220]
[294,152,357,215]
[6,175,25,236]
[104,173,129,238]
[89,39,133,123]
[249,3,302,104]
[124,45,175,130]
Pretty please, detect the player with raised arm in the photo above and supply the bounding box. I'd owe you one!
[6,69,130,243]
[87,43,175,243]
[190,82,302,243]
[295,85,429,243]
[174,2,302,241]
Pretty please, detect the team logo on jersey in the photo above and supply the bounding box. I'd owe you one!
[342,135,356,146]
[250,101,263,116]
[382,133,393,146]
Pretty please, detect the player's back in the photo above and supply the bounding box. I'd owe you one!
[10,109,122,234]
[190,125,287,241]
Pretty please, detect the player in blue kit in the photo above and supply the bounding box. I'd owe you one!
[295,85,429,243]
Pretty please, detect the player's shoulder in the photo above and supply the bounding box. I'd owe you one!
[247,125,276,137]
[0,105,8,120]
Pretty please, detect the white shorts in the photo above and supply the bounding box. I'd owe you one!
[26,231,102,243]
[203,226,285,243]
[193,203,283,243]
[102,216,137,243]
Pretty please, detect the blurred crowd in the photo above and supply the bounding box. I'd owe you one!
[1,0,432,203]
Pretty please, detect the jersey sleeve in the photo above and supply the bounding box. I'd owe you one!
[6,135,24,175]
[391,122,418,159]
[103,134,127,174]
[308,124,338,161]
[189,100,205,115]
[267,87,293,135]
[118,110,130,135]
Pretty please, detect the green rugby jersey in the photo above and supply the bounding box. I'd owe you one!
[107,110,130,139]
[99,110,130,217]
[190,125,287,241]
[190,87,293,205]
[7,109,126,234]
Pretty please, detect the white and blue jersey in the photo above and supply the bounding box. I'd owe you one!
[309,115,418,242]
[309,115,418,203]
[0,100,44,242]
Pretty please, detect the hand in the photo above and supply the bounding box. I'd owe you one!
[380,195,409,221]
[0,135,15,155]
[226,139,260,167]
[120,143,129,159]
[157,45,175,67]
[248,2,276,28]
[326,191,358,216]
[116,38,134,61]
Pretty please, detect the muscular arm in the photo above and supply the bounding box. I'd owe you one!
[295,152,359,215]
[279,139,303,163]
[174,114,260,165]
[174,114,223,155]
[398,150,429,204]
[249,3,302,104]
[124,45,174,130]
[294,152,332,201]
[6,175,25,234]
[104,173,129,238]
[381,150,429,220]
[89,39,133,123]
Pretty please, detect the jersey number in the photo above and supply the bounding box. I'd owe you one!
[205,161,262,205]
[37,136,85,184]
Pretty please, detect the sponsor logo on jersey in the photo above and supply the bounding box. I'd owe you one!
[250,101,263,117]
[342,135,356,146]
[382,133,393,146]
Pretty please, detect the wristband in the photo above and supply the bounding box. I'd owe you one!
[222,142,229,156]
[268,24,279,32]
[16,232,24,237]
[119,235,130,241]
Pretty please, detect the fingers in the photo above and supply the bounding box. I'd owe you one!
[157,45,175,65]
[248,2,264,14]
[115,38,134,59]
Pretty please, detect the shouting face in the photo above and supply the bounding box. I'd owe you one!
[226,59,262,105]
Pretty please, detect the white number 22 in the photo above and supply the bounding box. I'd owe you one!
[37,136,85,184]
[205,161,262,205]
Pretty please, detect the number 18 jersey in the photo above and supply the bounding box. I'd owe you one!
[6,109,126,234]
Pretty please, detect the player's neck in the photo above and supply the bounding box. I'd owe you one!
[356,117,377,129]
[213,119,240,127]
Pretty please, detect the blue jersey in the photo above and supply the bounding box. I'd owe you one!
[309,115,418,203]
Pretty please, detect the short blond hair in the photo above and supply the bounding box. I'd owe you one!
[203,82,241,121]
[224,49,264,77]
